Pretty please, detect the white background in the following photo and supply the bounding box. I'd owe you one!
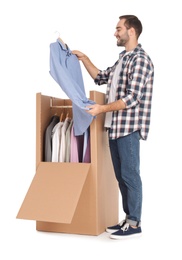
[0,0,181,259]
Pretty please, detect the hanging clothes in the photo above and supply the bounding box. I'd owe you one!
[82,127,91,163]
[51,121,64,162]
[59,117,71,162]
[70,125,79,162]
[49,39,95,136]
[76,134,84,163]
[44,115,91,163]
[65,119,73,162]
[44,115,60,162]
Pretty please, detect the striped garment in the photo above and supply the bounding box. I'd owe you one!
[94,44,154,140]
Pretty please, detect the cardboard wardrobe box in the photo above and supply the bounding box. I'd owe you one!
[17,91,119,235]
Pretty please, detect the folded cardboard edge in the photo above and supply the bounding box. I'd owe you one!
[16,162,90,223]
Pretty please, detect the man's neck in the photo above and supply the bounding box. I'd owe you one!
[125,41,138,52]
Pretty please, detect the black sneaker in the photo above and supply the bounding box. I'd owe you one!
[106,220,126,233]
[110,223,142,239]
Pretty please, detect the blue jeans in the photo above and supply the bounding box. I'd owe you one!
[109,131,142,227]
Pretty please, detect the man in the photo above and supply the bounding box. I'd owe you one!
[72,15,154,239]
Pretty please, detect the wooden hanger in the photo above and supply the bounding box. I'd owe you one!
[58,37,65,46]
[66,111,69,118]
[60,112,64,122]
[55,31,66,48]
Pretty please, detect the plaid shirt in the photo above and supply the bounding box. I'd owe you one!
[94,44,154,140]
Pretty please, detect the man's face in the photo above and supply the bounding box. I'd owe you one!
[114,19,130,47]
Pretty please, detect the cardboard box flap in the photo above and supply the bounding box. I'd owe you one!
[17,162,90,223]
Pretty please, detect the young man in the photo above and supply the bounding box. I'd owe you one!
[72,15,154,239]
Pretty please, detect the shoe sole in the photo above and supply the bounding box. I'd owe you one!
[110,233,142,240]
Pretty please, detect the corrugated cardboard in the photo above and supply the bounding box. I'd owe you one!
[17,91,119,235]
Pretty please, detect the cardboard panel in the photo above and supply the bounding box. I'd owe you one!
[17,162,90,223]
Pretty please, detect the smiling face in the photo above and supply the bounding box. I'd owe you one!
[114,18,130,47]
[114,18,139,51]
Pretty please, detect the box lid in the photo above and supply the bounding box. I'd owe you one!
[17,162,90,223]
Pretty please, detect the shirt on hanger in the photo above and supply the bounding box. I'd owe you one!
[65,119,73,162]
[59,117,71,162]
[70,125,79,162]
[44,115,60,162]
[49,39,95,136]
[51,121,64,162]
[82,127,91,163]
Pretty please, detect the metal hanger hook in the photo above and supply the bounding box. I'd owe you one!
[54,31,60,38]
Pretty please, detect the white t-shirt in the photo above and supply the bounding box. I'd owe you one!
[104,51,131,128]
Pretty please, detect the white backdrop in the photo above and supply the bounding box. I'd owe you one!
[0,0,181,259]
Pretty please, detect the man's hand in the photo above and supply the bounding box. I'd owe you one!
[72,50,87,61]
[86,99,126,117]
[86,104,103,116]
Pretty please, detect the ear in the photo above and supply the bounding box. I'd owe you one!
[129,27,135,37]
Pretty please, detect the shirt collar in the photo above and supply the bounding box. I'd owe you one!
[57,38,71,54]
[119,43,142,58]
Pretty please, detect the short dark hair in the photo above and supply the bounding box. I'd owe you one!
[119,15,142,39]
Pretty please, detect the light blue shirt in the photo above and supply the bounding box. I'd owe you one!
[49,39,95,136]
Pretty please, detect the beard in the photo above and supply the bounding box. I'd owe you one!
[116,32,129,46]
[117,39,126,46]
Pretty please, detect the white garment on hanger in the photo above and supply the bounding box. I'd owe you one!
[51,121,63,162]
[59,117,71,162]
